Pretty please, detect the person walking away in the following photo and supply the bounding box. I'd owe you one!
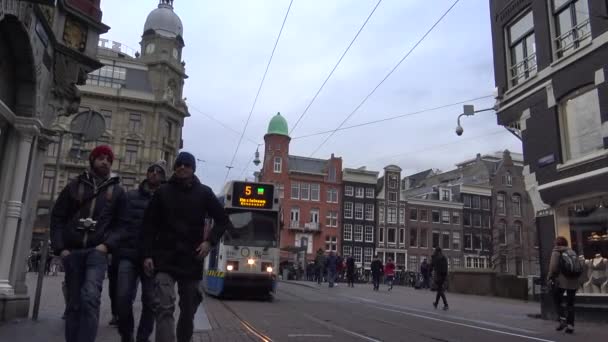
[116,161,167,342]
[548,236,583,334]
[335,254,344,285]
[141,152,234,342]
[384,258,396,291]
[420,258,431,289]
[325,251,338,288]
[371,256,383,291]
[346,256,355,287]
[430,247,449,310]
[51,145,128,342]
[315,249,326,285]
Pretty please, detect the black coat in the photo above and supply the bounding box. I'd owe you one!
[142,175,232,280]
[346,257,355,275]
[371,259,383,276]
[50,171,127,255]
[116,180,155,262]
[430,253,448,279]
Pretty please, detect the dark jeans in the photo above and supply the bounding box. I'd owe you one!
[63,248,108,342]
[434,278,448,306]
[152,272,202,342]
[327,269,336,287]
[117,259,155,342]
[372,274,381,290]
[422,275,430,289]
[553,288,576,326]
[386,275,394,289]
[347,272,355,287]
[108,255,119,317]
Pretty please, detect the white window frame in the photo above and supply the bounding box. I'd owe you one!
[311,184,320,201]
[291,182,299,199]
[364,226,374,242]
[432,210,440,223]
[326,211,338,228]
[354,203,364,220]
[552,0,592,59]
[387,208,397,224]
[398,208,405,224]
[365,204,374,221]
[327,188,338,203]
[354,225,363,242]
[497,193,506,215]
[309,209,319,224]
[343,224,353,241]
[399,228,405,245]
[442,232,451,250]
[387,228,397,244]
[354,247,363,264]
[290,208,300,228]
[440,188,451,201]
[410,208,418,221]
[379,206,385,223]
[355,187,364,198]
[452,211,460,225]
[343,245,352,257]
[300,183,310,200]
[345,186,354,196]
[344,202,353,219]
[452,232,461,250]
[273,157,282,173]
[441,210,450,224]
[365,187,375,198]
[388,191,398,202]
[364,247,373,264]
[506,10,537,87]
[512,194,522,216]
[277,184,284,199]
[465,233,473,250]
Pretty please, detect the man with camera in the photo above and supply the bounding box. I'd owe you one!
[51,145,128,342]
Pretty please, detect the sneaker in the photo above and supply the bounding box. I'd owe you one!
[443,305,449,311]
[565,325,574,334]
[556,320,567,331]
[433,302,438,309]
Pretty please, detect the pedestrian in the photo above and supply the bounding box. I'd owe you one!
[325,251,338,288]
[141,152,234,342]
[548,236,583,334]
[50,145,128,342]
[371,255,383,291]
[315,249,326,285]
[384,257,396,291]
[430,247,449,310]
[346,256,355,287]
[420,258,430,289]
[116,161,167,342]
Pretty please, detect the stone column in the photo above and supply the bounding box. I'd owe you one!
[0,123,37,296]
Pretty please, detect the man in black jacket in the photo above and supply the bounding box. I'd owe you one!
[430,247,449,310]
[51,145,128,342]
[116,161,167,342]
[141,152,233,342]
[371,255,383,291]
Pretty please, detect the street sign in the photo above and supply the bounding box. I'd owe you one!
[70,110,106,141]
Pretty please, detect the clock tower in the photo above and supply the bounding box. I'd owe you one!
[141,0,187,107]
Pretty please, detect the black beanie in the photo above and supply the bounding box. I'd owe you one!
[174,152,196,172]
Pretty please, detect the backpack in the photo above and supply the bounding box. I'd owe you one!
[559,249,583,278]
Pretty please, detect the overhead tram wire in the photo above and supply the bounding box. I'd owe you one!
[189,104,259,145]
[224,0,295,184]
[289,0,384,136]
[309,0,462,157]
[291,94,493,140]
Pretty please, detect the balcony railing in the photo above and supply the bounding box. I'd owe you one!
[555,18,591,58]
[289,222,320,231]
[510,53,537,86]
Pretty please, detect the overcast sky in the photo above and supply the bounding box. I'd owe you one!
[100,0,522,192]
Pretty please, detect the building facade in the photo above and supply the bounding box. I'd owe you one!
[258,113,343,264]
[341,167,378,276]
[489,0,608,316]
[0,0,108,321]
[34,0,188,243]
[375,165,407,270]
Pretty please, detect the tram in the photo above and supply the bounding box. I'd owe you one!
[203,181,280,299]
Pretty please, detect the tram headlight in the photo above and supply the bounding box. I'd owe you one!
[227,265,234,271]
[266,266,273,273]
[247,258,255,265]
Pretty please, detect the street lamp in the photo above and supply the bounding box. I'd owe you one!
[454,104,522,141]
[253,146,261,166]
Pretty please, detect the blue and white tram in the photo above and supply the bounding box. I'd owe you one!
[203,181,280,298]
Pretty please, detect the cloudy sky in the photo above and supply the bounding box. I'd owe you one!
[100,0,522,192]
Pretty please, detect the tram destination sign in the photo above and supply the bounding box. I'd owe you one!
[232,182,274,209]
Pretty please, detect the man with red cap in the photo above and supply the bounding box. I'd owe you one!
[51,144,128,342]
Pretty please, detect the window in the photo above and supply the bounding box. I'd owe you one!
[452,212,460,225]
[328,166,336,182]
[345,186,354,196]
[453,257,461,269]
[399,208,405,224]
[503,171,513,186]
[498,221,507,245]
[442,210,450,224]
[379,206,385,222]
[125,140,138,165]
[388,192,397,202]
[364,247,373,264]
[463,195,471,208]
[365,226,374,242]
[365,204,374,221]
[463,212,471,226]
[86,65,127,88]
[399,228,405,245]
[410,208,418,221]
[482,215,490,228]
[512,195,522,216]
[452,232,461,250]
[354,225,363,241]
[500,255,508,273]
[419,209,428,222]
[408,255,418,272]
[442,232,450,249]
[497,193,506,215]
[129,113,142,132]
[291,182,300,199]
[273,157,282,173]
[355,203,364,220]
[388,228,396,243]
[311,184,320,201]
[378,227,384,243]
[514,222,522,244]
[343,245,352,257]
[440,189,451,201]
[325,236,337,252]
[465,233,473,250]
[41,168,55,194]
[389,179,397,189]
[325,211,338,227]
[473,234,482,250]
[553,0,591,58]
[365,188,374,198]
[387,208,397,224]
[46,141,58,157]
[300,183,310,200]
[560,87,603,161]
[482,234,491,252]
[290,208,300,227]
[420,228,428,248]
[472,196,480,209]
[100,110,112,130]
[432,231,440,248]
[327,188,338,203]
[473,214,481,227]
[344,202,353,219]
[507,11,536,87]
[355,187,364,198]
[410,228,418,247]
[277,184,284,199]
[515,257,523,276]
[482,198,490,210]
[354,247,362,263]
[343,224,353,241]
[432,210,440,223]
[122,177,136,192]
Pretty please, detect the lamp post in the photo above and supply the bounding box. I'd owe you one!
[454,104,522,141]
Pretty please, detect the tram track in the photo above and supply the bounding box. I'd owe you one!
[217,299,274,342]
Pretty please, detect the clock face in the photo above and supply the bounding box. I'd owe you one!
[172,48,179,59]
[146,43,155,54]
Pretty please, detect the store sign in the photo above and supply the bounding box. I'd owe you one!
[231,182,274,209]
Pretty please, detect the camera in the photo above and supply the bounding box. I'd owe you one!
[455,126,464,136]
[77,217,98,232]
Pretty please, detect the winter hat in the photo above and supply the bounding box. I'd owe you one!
[174,151,196,171]
[89,145,114,166]
[148,160,167,178]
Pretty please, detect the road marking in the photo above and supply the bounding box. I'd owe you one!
[303,314,383,342]
[288,334,333,338]
[372,306,556,342]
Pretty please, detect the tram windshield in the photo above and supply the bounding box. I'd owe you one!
[224,209,278,248]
